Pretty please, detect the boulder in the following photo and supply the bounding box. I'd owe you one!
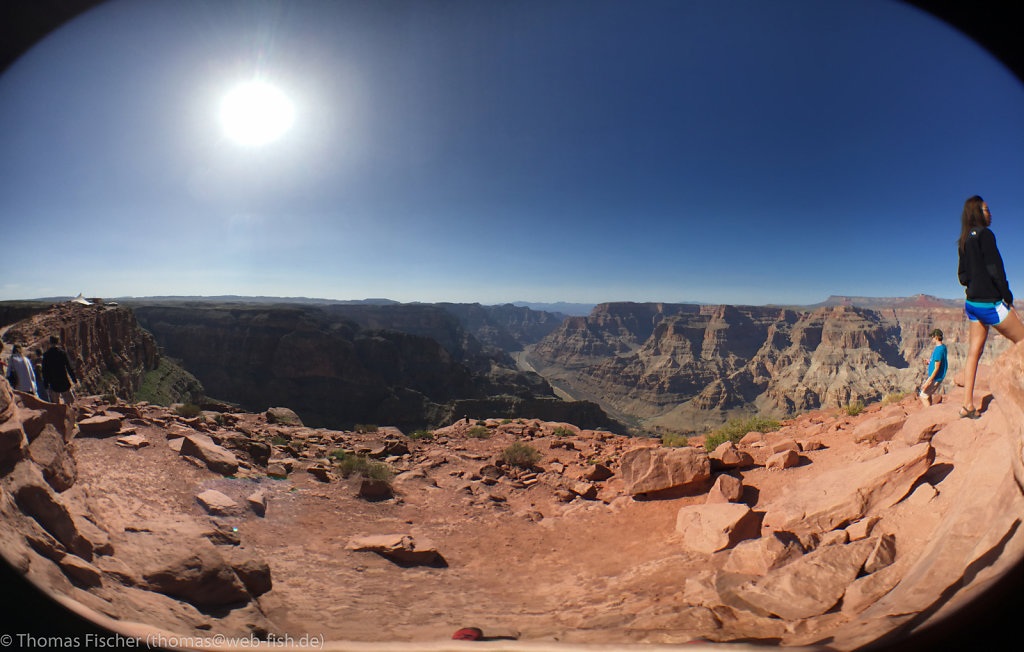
[179,435,240,476]
[134,533,251,608]
[852,414,905,445]
[706,474,744,504]
[224,546,273,596]
[897,409,950,446]
[7,461,92,559]
[195,489,241,516]
[710,441,755,470]
[345,534,445,566]
[675,503,761,554]
[731,537,876,619]
[246,490,267,517]
[57,553,103,587]
[863,533,897,574]
[76,415,123,438]
[722,530,805,575]
[358,479,393,500]
[764,442,934,535]
[266,407,302,426]
[846,516,881,541]
[766,449,800,470]
[583,463,614,482]
[27,424,76,492]
[0,420,28,468]
[570,481,599,500]
[620,446,710,496]
[770,439,800,454]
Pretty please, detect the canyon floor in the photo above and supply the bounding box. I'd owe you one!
[3,361,1024,651]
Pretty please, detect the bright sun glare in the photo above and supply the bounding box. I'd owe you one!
[220,80,294,146]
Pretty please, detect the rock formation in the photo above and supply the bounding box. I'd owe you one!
[528,301,1011,431]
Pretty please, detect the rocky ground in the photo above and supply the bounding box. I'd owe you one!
[2,351,1024,650]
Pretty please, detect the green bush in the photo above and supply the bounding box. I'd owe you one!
[551,426,575,437]
[501,418,512,425]
[409,429,435,441]
[704,415,781,452]
[269,435,289,446]
[661,432,689,448]
[467,425,491,439]
[843,400,865,416]
[502,442,541,469]
[175,403,202,419]
[329,450,392,481]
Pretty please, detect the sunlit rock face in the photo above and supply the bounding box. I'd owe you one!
[528,299,1011,432]
[1,303,167,400]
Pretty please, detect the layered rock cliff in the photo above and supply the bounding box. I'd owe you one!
[128,302,612,431]
[529,302,1010,432]
[1,302,199,402]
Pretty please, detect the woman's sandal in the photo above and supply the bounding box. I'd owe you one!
[959,406,981,419]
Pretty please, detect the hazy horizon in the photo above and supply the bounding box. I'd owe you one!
[2,1,1023,306]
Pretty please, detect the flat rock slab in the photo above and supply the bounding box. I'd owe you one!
[764,442,934,535]
[346,534,445,567]
[76,415,123,437]
[195,489,240,516]
[180,434,239,476]
[115,434,150,449]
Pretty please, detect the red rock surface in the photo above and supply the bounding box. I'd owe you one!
[1,343,1023,649]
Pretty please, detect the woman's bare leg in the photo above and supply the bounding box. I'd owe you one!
[963,320,988,412]
[993,308,1024,344]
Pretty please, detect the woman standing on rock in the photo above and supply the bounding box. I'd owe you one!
[6,344,38,395]
[957,195,1024,418]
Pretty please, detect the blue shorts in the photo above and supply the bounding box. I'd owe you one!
[965,300,1010,326]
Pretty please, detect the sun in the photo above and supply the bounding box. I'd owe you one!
[220,80,294,146]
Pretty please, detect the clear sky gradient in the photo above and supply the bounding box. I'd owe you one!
[1,0,1023,306]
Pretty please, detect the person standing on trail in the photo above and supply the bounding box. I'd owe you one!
[957,195,1024,419]
[7,344,38,395]
[42,335,78,404]
[919,329,947,408]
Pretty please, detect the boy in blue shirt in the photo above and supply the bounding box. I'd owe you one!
[919,329,948,407]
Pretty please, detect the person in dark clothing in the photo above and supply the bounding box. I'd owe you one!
[42,335,78,405]
[32,348,49,402]
[957,195,1024,419]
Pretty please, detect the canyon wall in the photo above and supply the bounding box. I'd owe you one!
[1,302,200,402]
[129,302,611,431]
[528,301,1010,432]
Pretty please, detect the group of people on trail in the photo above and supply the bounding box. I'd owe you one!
[919,195,1023,417]
[3,336,78,405]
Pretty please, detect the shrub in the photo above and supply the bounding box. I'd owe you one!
[175,403,202,419]
[661,432,689,448]
[475,420,487,427]
[269,435,288,446]
[501,418,512,425]
[881,392,907,407]
[502,442,541,469]
[704,415,781,452]
[551,426,575,437]
[354,424,378,433]
[409,429,435,441]
[467,425,491,439]
[330,450,392,481]
[843,400,865,416]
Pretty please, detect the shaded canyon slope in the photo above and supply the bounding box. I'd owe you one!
[128,301,618,432]
[527,300,1011,432]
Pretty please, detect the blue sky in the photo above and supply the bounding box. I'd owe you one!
[1,0,1023,306]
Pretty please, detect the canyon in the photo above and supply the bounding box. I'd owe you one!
[527,296,1011,432]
